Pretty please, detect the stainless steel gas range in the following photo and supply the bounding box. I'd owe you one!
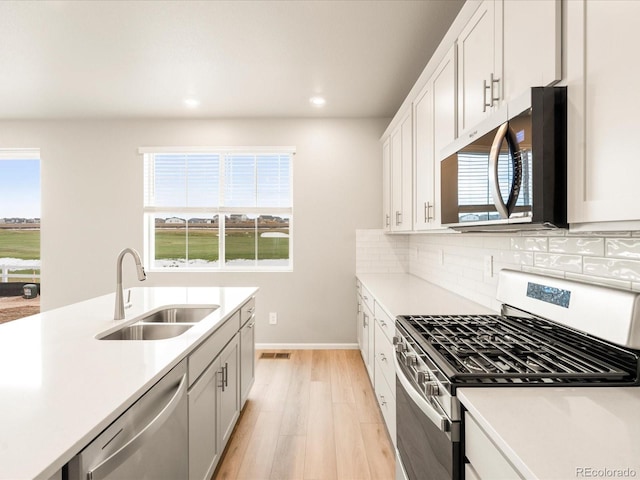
[394,269,640,480]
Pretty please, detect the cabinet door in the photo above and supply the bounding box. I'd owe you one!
[457,0,499,134]
[361,301,373,381]
[390,110,413,232]
[218,334,240,449]
[502,0,561,103]
[188,358,220,480]
[413,81,434,231]
[240,319,255,408]
[382,138,391,231]
[567,0,640,225]
[356,296,364,352]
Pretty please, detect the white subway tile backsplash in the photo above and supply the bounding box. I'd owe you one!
[356,228,640,311]
[534,253,583,273]
[548,237,604,256]
[565,272,632,290]
[583,257,640,282]
[606,238,640,259]
[511,237,548,252]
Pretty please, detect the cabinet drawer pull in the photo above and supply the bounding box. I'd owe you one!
[379,394,387,406]
[363,313,369,328]
[396,211,402,225]
[247,322,255,329]
[247,307,255,315]
[490,73,500,105]
[380,353,387,362]
[483,79,491,112]
[385,214,390,227]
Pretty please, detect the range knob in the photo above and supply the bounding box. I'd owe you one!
[404,353,418,367]
[425,382,440,396]
[416,370,431,384]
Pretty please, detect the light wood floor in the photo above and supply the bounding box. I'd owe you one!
[213,349,395,480]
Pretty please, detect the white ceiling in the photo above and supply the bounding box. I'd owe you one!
[0,0,464,119]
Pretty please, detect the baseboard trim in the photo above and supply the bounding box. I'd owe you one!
[256,343,359,350]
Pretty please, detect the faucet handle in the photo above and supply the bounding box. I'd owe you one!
[125,289,132,309]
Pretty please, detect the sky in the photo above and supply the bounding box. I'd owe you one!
[0,159,41,218]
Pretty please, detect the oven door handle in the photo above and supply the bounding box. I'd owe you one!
[395,356,451,433]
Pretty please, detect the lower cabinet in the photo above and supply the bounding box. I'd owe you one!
[464,412,521,479]
[218,335,240,448]
[188,333,240,480]
[240,301,256,409]
[356,279,396,445]
[187,297,257,480]
[188,356,220,480]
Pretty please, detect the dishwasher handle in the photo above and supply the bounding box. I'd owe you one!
[87,373,188,480]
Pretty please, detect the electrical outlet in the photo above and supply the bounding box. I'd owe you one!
[484,255,494,278]
[269,312,278,325]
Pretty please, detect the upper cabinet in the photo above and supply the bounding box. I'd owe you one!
[567,0,640,228]
[414,45,457,231]
[382,139,391,232]
[457,0,561,136]
[457,0,501,134]
[390,110,413,232]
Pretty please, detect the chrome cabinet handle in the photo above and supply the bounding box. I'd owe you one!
[395,211,402,225]
[483,79,491,112]
[379,319,387,328]
[223,362,228,388]
[424,202,434,222]
[247,322,255,329]
[363,313,369,328]
[489,73,500,106]
[483,73,501,112]
[379,394,387,407]
[385,214,390,227]
[380,353,387,362]
[247,307,255,315]
[87,373,187,480]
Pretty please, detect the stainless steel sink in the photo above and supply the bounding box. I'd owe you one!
[99,324,193,341]
[140,306,218,324]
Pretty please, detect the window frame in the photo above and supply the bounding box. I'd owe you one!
[141,146,294,272]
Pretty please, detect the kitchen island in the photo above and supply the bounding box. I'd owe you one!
[0,286,257,480]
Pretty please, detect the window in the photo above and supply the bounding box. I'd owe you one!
[142,148,293,271]
[0,149,41,322]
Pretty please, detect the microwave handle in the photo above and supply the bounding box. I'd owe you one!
[489,122,522,219]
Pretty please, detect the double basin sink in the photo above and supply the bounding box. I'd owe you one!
[98,306,219,340]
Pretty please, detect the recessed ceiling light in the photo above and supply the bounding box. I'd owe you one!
[184,98,200,108]
[309,96,326,107]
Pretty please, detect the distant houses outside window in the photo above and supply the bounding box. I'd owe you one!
[142,148,293,271]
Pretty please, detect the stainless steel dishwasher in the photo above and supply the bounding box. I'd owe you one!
[67,360,188,480]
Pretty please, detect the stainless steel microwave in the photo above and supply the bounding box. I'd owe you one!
[440,86,567,231]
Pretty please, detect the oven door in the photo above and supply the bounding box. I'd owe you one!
[395,357,461,480]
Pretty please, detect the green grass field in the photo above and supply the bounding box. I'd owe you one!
[0,228,288,264]
[155,228,288,262]
[0,230,40,260]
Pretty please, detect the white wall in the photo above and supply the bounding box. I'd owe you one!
[357,229,640,312]
[0,118,385,345]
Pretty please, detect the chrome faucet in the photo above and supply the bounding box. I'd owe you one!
[114,248,147,320]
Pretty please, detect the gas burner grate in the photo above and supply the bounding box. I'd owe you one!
[400,314,639,385]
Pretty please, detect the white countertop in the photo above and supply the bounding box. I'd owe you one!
[0,286,257,480]
[356,273,496,317]
[459,387,640,479]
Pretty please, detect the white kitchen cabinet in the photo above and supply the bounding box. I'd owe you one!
[390,109,413,232]
[414,45,456,231]
[357,282,375,382]
[457,0,501,134]
[188,332,240,480]
[502,0,560,104]
[567,0,640,227]
[457,0,560,136]
[239,297,256,408]
[218,334,240,449]
[464,412,521,479]
[187,305,249,480]
[188,357,220,480]
[382,138,391,231]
